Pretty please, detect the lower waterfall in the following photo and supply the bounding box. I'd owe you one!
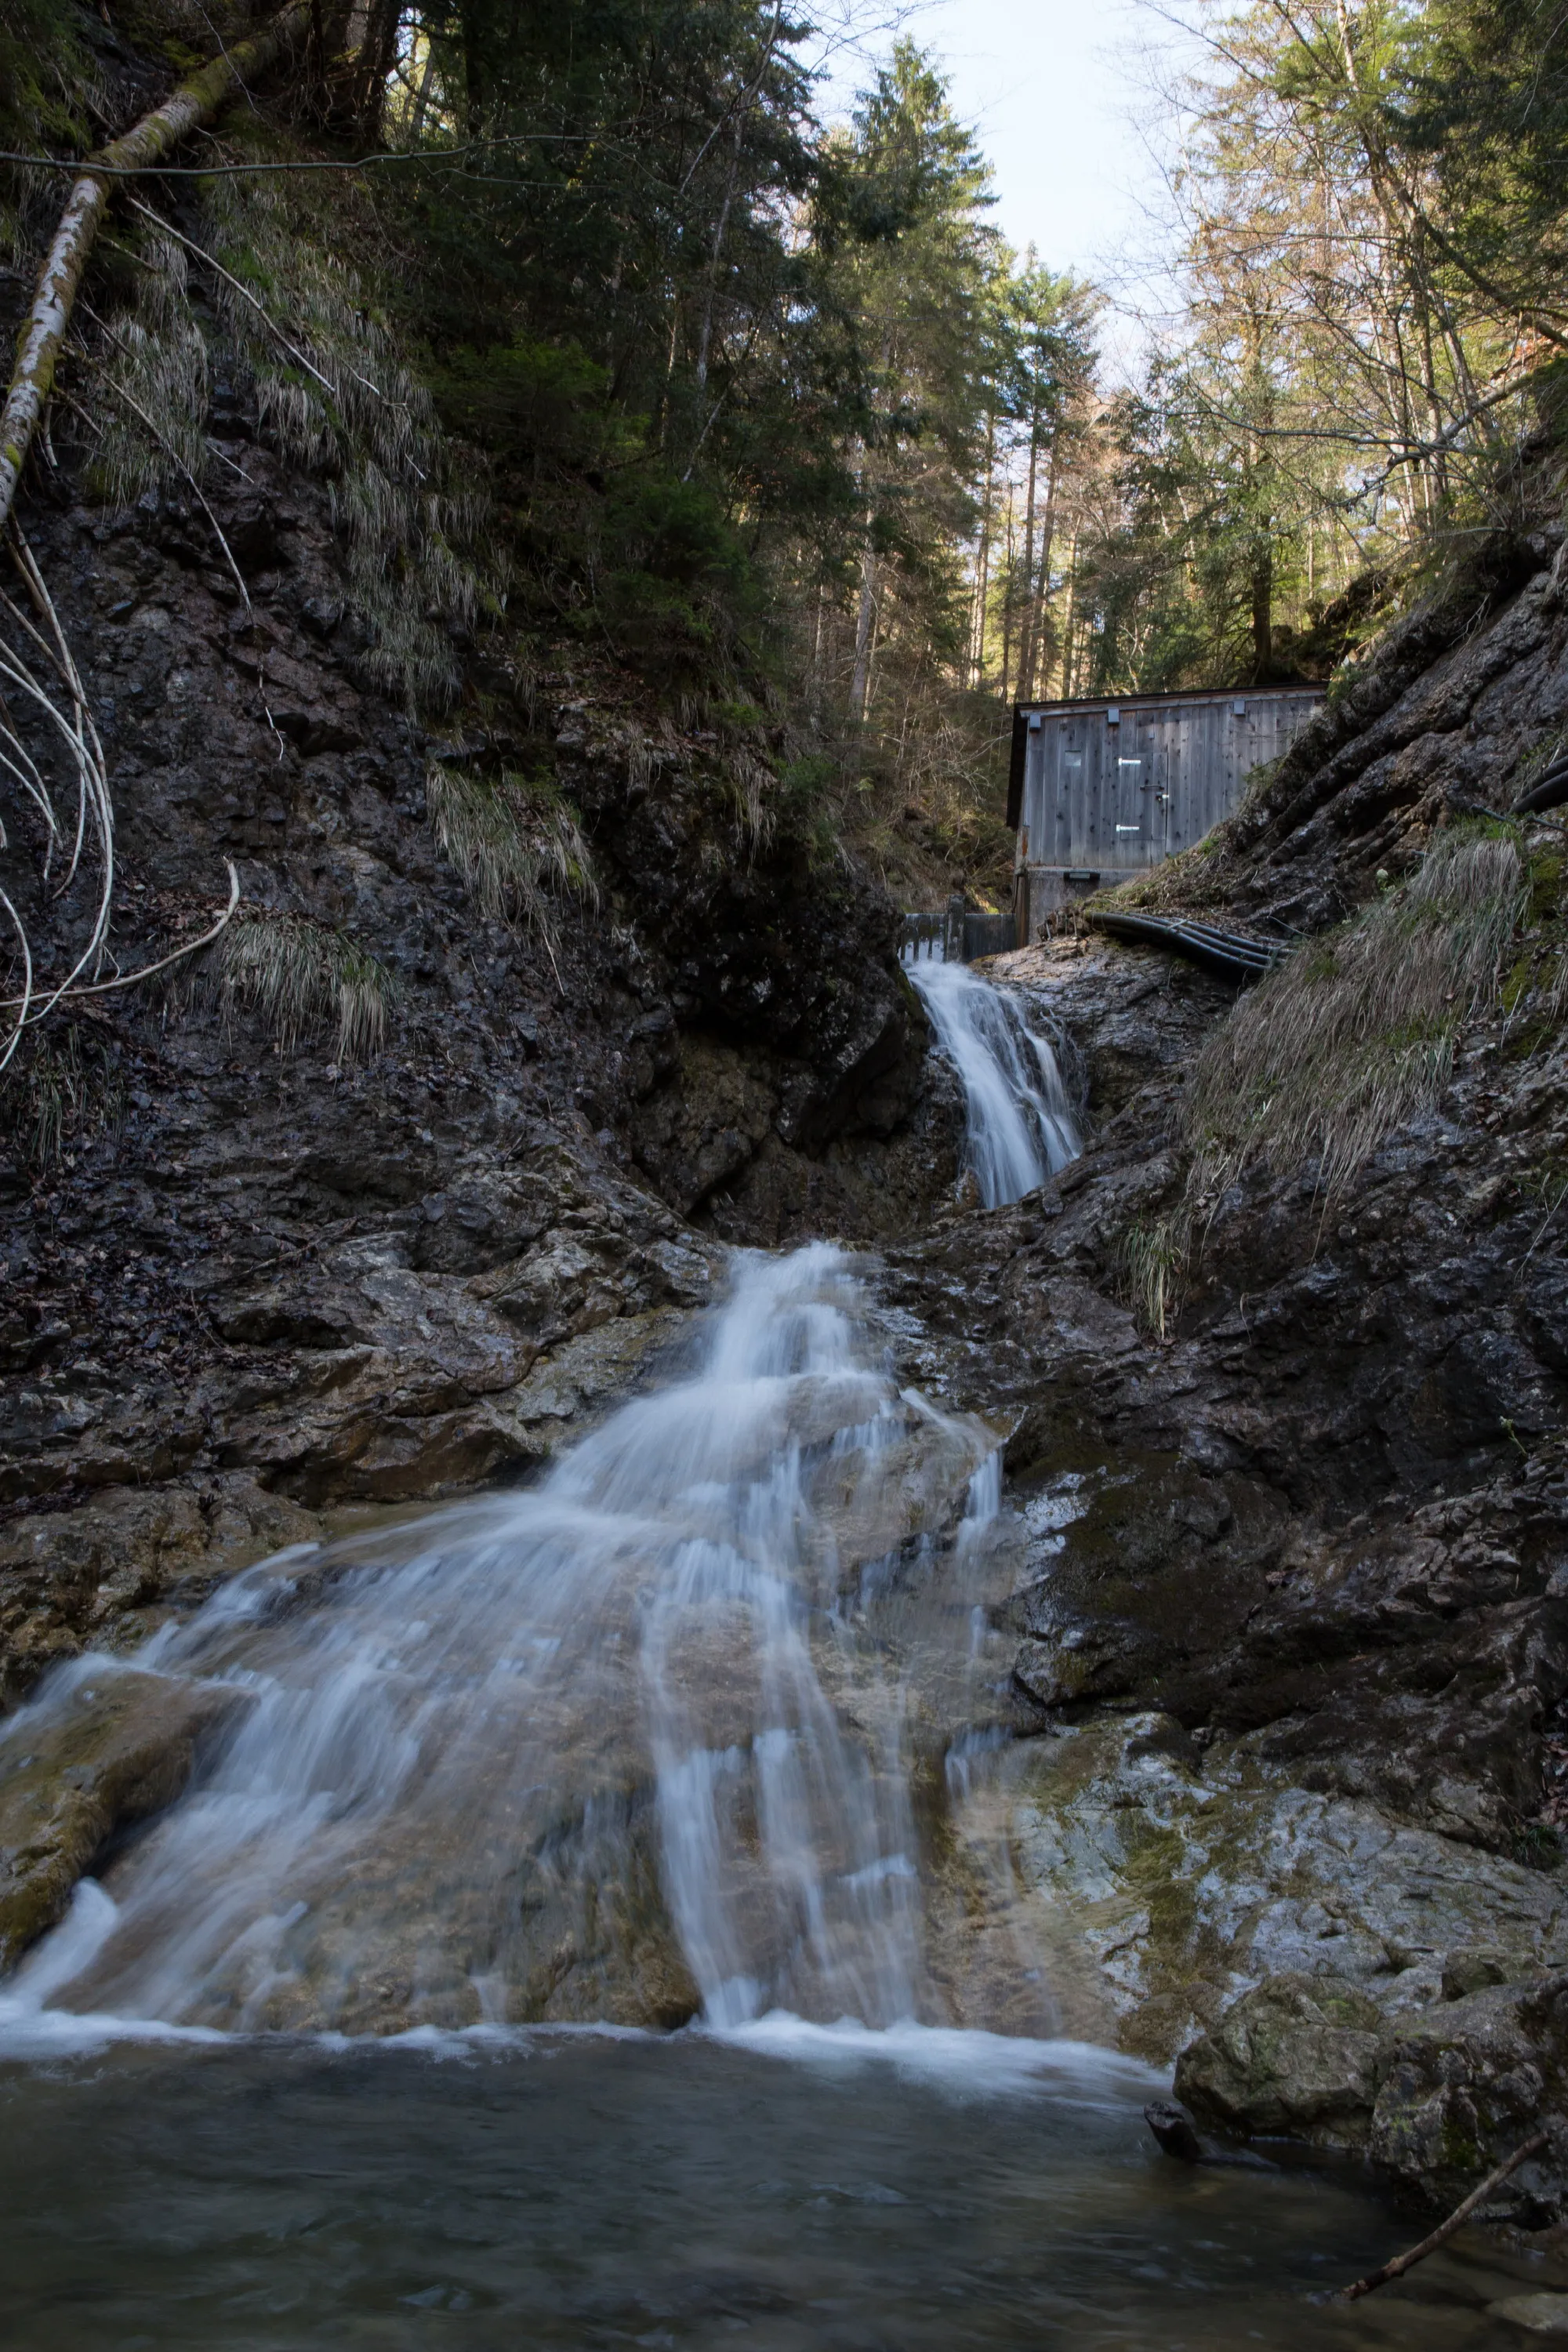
[0,1246,1007,2038]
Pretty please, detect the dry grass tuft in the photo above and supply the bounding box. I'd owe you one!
[201,178,488,710]
[93,228,208,506]
[724,748,775,854]
[1185,830,1526,1211]
[622,724,657,795]
[221,911,395,1062]
[1117,1214,1188,1341]
[2,1023,125,1171]
[426,767,597,938]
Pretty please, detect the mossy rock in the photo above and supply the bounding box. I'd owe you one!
[1174,1972,1385,2142]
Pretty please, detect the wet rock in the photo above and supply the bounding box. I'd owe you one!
[1494,2294,1568,2333]
[1143,2098,1205,2161]
[1173,1965,1568,2216]
[1444,1947,1515,2001]
[1009,1711,1568,2064]
[630,1034,777,1215]
[0,1477,318,1703]
[0,1668,244,1965]
[1369,1980,1568,2215]
[1173,1973,1385,2143]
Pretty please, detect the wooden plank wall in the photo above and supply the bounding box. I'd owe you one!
[1018,688,1325,873]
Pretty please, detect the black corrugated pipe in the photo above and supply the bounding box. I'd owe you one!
[1084,909,1288,983]
[1516,757,1568,815]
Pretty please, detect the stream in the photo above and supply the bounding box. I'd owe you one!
[0,968,1548,2346]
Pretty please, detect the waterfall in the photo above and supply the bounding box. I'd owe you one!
[908,959,1080,1207]
[0,1246,1005,2041]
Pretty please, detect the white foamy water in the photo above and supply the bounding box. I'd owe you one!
[706,2010,1164,2099]
[909,959,1080,1207]
[0,1245,1006,2042]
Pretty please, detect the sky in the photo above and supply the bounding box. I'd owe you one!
[918,0,1162,277]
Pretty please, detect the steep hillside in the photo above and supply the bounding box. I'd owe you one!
[873,513,1568,2218]
[0,215,959,1700]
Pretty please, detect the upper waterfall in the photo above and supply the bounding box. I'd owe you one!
[907,959,1080,1208]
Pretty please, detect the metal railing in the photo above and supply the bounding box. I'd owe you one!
[898,899,1015,964]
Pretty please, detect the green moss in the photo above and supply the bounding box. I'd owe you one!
[1120,1813,1199,1950]
[1512,1820,1566,1871]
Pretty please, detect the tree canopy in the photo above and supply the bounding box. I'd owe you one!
[3,0,1563,900]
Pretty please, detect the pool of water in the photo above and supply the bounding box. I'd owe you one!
[0,2020,1555,2349]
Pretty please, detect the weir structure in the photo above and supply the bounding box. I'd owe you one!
[1006,683,1326,940]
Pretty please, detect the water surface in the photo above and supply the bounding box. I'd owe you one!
[0,2022,1548,2350]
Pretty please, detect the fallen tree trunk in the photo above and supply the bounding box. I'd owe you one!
[0,2,307,538]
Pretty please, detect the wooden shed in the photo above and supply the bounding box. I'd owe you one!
[1007,684,1326,941]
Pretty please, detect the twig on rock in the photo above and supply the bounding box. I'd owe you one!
[1341,2128,1549,2300]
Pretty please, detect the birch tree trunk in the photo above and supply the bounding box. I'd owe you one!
[998,482,1016,701]
[1023,436,1058,702]
[971,408,994,687]
[1057,524,1079,699]
[694,120,743,391]
[0,4,307,539]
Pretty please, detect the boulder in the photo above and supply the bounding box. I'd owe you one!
[1173,1971,1385,2143]
[0,1667,245,1967]
[1177,1965,1568,2216]
[1370,1979,1568,2218]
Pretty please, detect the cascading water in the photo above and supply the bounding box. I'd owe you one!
[0,1245,1006,2040]
[907,957,1080,1207]
[0,1017,1518,2352]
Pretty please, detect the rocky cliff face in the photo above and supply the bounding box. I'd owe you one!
[0,395,959,1701]
[873,516,1568,2224]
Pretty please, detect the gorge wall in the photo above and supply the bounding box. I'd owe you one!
[8,152,1568,2227]
[0,390,960,1700]
[876,506,1568,2225]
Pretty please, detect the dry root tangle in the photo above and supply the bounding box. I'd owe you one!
[0,530,239,1074]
